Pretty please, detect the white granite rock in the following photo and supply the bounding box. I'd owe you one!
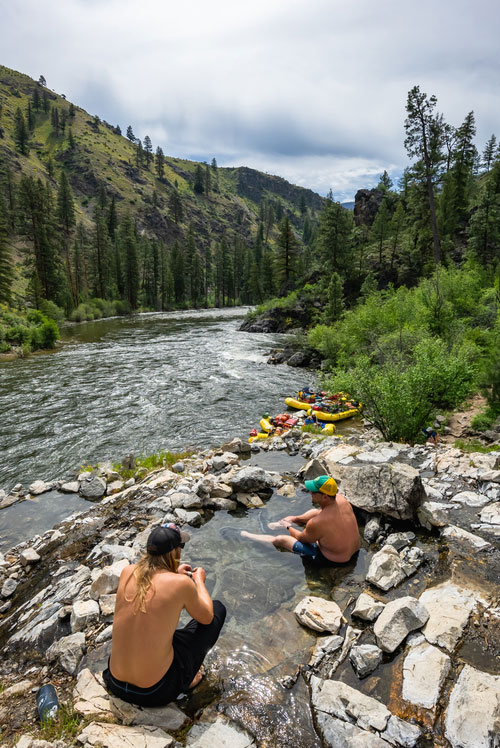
[46,632,86,674]
[89,559,129,600]
[310,675,391,732]
[442,525,491,550]
[77,721,174,748]
[417,501,452,529]
[79,476,107,500]
[0,679,34,698]
[235,492,265,508]
[315,712,391,747]
[445,664,500,748]
[402,642,451,708]
[419,582,477,652]
[60,481,80,494]
[309,635,344,668]
[349,644,383,677]
[366,546,406,591]
[71,599,100,633]
[351,592,385,622]
[479,502,500,525]
[74,669,187,731]
[28,480,53,495]
[20,548,41,566]
[294,596,343,633]
[2,577,18,598]
[451,490,491,507]
[383,715,422,748]
[99,594,116,617]
[374,597,429,653]
[186,717,255,747]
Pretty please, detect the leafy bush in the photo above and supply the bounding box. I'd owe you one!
[323,337,476,443]
[40,300,65,323]
[5,324,31,345]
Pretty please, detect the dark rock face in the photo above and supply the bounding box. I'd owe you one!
[239,298,319,334]
[354,188,384,227]
[236,166,324,214]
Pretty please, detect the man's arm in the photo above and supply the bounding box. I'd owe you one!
[283,508,321,525]
[287,516,322,543]
[183,567,214,625]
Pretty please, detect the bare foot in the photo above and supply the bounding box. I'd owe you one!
[188,665,204,689]
[268,520,287,530]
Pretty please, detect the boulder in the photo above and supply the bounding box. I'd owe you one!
[442,525,491,550]
[209,498,237,511]
[402,642,451,708]
[310,675,391,732]
[349,644,383,677]
[364,516,382,542]
[28,480,53,495]
[228,466,276,493]
[294,596,343,633]
[383,715,422,748]
[99,594,116,617]
[89,559,129,600]
[314,713,391,747]
[383,532,415,551]
[419,582,477,652]
[79,476,107,500]
[374,597,429,653]
[451,491,491,507]
[174,508,202,526]
[366,546,406,591]
[1,577,18,598]
[479,502,500,525]
[46,632,86,674]
[417,501,451,529]
[71,599,100,633]
[351,592,385,622]
[60,481,80,494]
[321,454,424,519]
[221,437,251,455]
[20,548,41,566]
[445,664,500,748]
[186,717,256,747]
[106,480,124,496]
[235,492,264,508]
[77,722,174,748]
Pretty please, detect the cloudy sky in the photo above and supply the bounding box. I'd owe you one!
[1,0,499,200]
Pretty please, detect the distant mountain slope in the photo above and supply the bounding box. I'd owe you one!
[0,64,323,255]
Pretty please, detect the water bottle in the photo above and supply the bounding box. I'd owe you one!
[36,684,59,721]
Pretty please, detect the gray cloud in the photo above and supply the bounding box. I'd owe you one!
[1,0,499,200]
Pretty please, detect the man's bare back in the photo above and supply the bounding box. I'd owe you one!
[301,493,360,562]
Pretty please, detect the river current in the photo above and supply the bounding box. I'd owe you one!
[0,308,310,491]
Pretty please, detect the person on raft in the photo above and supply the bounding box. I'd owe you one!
[103,524,226,707]
[241,475,360,565]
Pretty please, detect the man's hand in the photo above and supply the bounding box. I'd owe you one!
[192,567,206,584]
[178,563,193,575]
[282,515,297,524]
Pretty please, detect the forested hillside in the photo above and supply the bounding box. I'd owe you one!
[0,64,321,328]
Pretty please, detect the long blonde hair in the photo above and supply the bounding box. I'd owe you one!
[124,549,180,613]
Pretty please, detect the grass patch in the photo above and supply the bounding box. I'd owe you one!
[453,439,499,453]
[39,701,82,742]
[114,449,194,480]
[471,406,500,431]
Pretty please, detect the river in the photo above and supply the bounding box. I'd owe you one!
[0,307,311,491]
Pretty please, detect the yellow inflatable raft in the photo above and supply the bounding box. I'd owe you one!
[307,407,360,422]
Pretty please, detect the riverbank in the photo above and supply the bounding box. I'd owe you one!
[0,426,499,748]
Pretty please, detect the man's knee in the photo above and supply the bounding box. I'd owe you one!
[272,534,289,548]
[212,600,227,628]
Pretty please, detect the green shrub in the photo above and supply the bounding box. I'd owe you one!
[40,300,65,323]
[323,337,476,443]
[38,318,59,348]
[5,324,31,345]
[26,309,45,325]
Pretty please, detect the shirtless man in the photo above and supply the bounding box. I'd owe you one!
[103,524,226,707]
[241,475,360,565]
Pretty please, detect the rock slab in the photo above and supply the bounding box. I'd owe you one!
[445,664,500,748]
[374,597,429,653]
[294,596,343,633]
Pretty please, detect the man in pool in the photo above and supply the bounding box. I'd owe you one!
[103,524,226,707]
[241,475,360,565]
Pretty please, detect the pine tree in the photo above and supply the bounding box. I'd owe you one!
[404,85,445,263]
[371,198,392,267]
[0,197,13,303]
[42,90,50,114]
[26,101,35,132]
[143,135,153,168]
[92,206,111,299]
[126,125,135,142]
[183,225,196,302]
[171,241,185,303]
[468,161,500,265]
[275,216,298,293]
[168,187,183,223]
[135,140,144,168]
[120,214,139,308]
[57,171,77,304]
[378,170,393,191]
[323,272,344,323]
[107,196,118,238]
[205,163,211,195]
[68,102,75,118]
[38,75,46,86]
[193,165,204,194]
[389,200,406,270]
[60,109,67,134]
[451,111,477,228]
[317,193,354,275]
[155,146,165,180]
[67,128,75,149]
[14,107,29,155]
[51,106,60,136]
[482,135,497,173]
[32,86,41,111]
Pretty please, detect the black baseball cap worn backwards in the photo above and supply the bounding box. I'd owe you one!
[147,524,190,555]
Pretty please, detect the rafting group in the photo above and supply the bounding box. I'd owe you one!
[248,387,362,443]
